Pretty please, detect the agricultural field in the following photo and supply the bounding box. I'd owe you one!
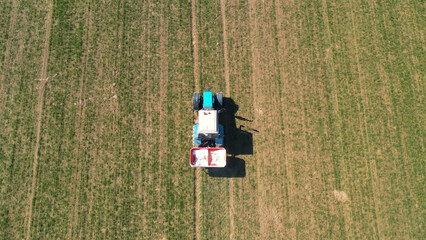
[0,0,423,239]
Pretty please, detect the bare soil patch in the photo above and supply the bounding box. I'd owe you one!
[334,190,349,203]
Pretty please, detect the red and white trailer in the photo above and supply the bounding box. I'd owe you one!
[190,147,226,168]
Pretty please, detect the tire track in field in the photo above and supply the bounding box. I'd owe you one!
[268,1,296,238]
[248,1,282,237]
[157,2,168,233]
[347,1,382,237]
[0,0,19,104]
[373,3,422,236]
[190,0,201,239]
[401,2,424,111]
[394,0,423,226]
[374,4,419,234]
[272,1,297,238]
[387,0,422,229]
[135,2,150,236]
[26,1,53,239]
[320,0,353,237]
[247,0,266,237]
[191,0,200,93]
[220,0,230,97]
[308,3,341,237]
[219,0,234,239]
[399,1,425,162]
[67,1,92,238]
[250,1,297,238]
[112,1,124,236]
[286,2,318,236]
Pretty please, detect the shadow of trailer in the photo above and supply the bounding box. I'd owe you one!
[207,156,246,178]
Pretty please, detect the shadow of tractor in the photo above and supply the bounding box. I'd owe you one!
[208,97,254,178]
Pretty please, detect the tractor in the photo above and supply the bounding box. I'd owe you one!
[190,91,226,167]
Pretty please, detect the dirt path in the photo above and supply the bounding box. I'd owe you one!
[190,0,201,239]
[26,1,53,239]
[219,0,234,239]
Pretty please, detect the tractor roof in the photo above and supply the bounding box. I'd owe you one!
[203,91,213,109]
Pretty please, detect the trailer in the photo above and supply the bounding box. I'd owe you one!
[190,147,226,167]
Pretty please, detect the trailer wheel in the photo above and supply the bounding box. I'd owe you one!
[193,93,201,110]
[215,92,223,110]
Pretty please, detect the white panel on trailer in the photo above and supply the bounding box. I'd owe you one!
[190,148,226,167]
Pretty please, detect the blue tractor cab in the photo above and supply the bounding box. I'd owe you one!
[192,91,224,148]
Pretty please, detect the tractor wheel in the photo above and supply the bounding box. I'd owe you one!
[215,92,223,110]
[193,93,201,110]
